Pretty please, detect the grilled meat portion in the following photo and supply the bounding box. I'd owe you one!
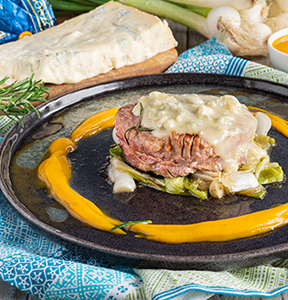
[114,103,224,177]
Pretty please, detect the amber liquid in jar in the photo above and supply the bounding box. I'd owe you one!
[272,34,288,54]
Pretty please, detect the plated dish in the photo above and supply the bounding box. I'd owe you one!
[0,73,288,271]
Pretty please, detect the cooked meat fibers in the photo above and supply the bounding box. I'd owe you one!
[114,103,223,178]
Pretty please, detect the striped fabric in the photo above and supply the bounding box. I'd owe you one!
[225,56,248,76]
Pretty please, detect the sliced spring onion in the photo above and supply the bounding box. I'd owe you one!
[255,155,270,179]
[254,133,275,149]
[164,176,208,198]
[249,106,288,138]
[209,179,227,198]
[110,157,166,191]
[109,145,123,157]
[255,112,272,136]
[108,165,137,193]
[237,188,266,199]
[110,156,208,198]
[229,172,260,193]
[258,166,284,185]
[164,177,189,195]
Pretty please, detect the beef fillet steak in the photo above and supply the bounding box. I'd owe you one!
[114,103,226,178]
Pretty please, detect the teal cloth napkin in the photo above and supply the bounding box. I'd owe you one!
[0,37,288,300]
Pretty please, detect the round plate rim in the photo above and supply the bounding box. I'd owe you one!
[1,72,288,270]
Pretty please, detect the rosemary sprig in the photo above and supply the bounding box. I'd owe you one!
[110,220,152,232]
[167,169,176,177]
[124,102,152,145]
[0,74,49,127]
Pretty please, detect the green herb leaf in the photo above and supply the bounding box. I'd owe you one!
[110,220,152,232]
[124,126,136,145]
[124,102,152,145]
[0,74,49,128]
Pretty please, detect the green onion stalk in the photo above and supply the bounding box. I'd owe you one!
[120,0,211,38]
[48,0,107,14]
[48,0,212,39]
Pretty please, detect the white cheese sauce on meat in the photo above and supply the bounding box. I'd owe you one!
[132,91,264,173]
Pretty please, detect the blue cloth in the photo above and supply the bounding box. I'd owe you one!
[166,37,248,75]
[166,37,288,85]
[0,0,55,44]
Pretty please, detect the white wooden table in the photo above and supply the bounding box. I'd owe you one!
[1,20,286,300]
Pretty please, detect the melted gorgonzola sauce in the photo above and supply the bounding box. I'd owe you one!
[132,91,262,173]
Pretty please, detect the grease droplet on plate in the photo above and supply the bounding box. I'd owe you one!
[47,207,68,222]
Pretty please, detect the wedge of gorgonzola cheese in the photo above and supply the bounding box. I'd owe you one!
[0,1,177,84]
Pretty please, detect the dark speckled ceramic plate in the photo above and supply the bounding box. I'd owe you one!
[1,73,288,271]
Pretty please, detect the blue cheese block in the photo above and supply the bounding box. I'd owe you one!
[0,1,177,84]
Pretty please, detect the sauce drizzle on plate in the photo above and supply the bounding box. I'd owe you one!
[37,107,288,244]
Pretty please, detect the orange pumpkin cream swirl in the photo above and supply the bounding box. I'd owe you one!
[37,103,288,243]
